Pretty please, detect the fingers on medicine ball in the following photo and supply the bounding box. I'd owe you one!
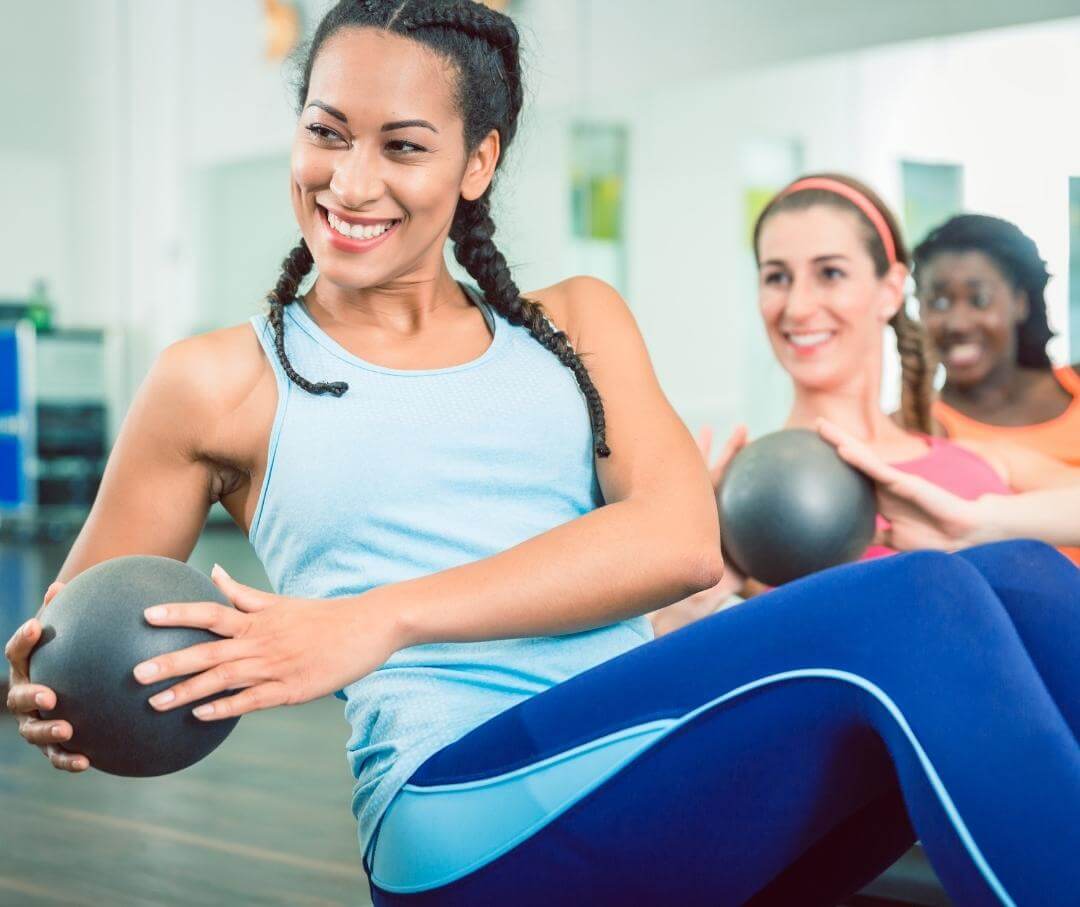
[144,600,248,636]
[7,683,54,714]
[4,620,38,663]
[21,717,71,746]
[45,744,88,772]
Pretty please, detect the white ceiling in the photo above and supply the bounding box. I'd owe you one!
[515,0,1080,105]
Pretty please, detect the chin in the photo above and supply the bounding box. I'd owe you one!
[781,358,849,393]
[943,365,991,388]
[312,257,393,291]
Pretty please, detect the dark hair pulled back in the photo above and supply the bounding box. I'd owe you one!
[265,0,610,456]
[912,214,1054,370]
[752,173,935,434]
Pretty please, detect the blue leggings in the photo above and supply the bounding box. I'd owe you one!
[368,541,1080,906]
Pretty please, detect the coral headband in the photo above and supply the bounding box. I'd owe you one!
[778,177,897,265]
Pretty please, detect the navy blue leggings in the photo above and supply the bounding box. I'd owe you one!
[368,542,1080,906]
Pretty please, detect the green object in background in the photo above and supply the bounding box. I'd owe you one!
[901,160,963,249]
[25,279,53,332]
[587,174,623,241]
[568,123,628,292]
[744,186,779,245]
[570,124,627,242]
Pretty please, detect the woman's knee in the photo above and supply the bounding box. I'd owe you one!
[958,539,1075,585]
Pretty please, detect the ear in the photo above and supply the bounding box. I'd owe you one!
[460,129,501,202]
[878,262,909,322]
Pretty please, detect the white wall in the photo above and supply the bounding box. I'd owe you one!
[495,17,1080,437]
[3,1,1079,436]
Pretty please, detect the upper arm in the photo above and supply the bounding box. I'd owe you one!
[57,337,226,581]
[960,438,1080,493]
[543,277,719,547]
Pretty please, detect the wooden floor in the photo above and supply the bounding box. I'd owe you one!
[1,526,371,906]
[0,695,370,906]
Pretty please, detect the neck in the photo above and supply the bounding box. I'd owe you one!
[785,356,901,443]
[305,262,468,333]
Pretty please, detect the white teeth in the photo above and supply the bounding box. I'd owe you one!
[326,211,396,240]
[787,331,834,347]
[947,343,981,365]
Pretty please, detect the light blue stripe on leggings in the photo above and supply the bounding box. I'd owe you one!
[369,668,1015,906]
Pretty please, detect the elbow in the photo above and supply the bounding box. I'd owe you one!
[675,541,725,598]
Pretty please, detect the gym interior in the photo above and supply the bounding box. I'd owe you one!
[3,2,1079,905]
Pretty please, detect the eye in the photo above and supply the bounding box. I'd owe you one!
[822,266,845,281]
[925,296,950,313]
[385,139,427,155]
[762,271,789,287]
[305,123,344,143]
[972,292,992,310]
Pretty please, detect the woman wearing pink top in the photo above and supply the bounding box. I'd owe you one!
[652,174,1080,634]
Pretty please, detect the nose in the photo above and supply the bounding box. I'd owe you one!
[329,145,385,209]
[942,299,977,337]
[783,277,821,323]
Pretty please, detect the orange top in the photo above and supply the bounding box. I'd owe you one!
[933,366,1080,468]
[934,366,1080,565]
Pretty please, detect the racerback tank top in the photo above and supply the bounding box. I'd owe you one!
[247,288,652,860]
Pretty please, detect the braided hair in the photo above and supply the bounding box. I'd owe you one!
[752,173,935,434]
[912,214,1054,370]
[266,0,610,456]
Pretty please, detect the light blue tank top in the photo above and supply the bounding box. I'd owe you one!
[247,289,652,860]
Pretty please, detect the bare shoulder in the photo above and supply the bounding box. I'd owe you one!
[526,276,633,349]
[151,322,271,417]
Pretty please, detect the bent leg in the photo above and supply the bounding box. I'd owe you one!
[369,552,1080,906]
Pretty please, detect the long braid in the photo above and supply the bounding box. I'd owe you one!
[890,307,934,434]
[451,196,610,456]
[277,0,611,454]
[266,241,348,397]
[402,1,610,456]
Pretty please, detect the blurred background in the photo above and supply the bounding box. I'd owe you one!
[2,1,1080,904]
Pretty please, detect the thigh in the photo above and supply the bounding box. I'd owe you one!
[372,678,910,907]
[371,551,1080,906]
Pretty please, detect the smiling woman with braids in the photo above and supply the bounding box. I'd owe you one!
[5,5,1080,906]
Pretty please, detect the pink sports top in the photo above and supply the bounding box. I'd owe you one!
[863,436,1010,560]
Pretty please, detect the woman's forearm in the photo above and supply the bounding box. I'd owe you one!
[973,488,1080,547]
[355,497,723,650]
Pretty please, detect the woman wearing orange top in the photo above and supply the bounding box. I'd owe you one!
[913,214,1080,468]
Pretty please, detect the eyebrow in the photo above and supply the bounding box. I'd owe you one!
[305,100,348,122]
[760,254,850,268]
[382,119,439,134]
[304,102,439,134]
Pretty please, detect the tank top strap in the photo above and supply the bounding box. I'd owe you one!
[930,401,962,437]
[249,312,291,391]
[459,283,496,334]
[1052,365,1080,397]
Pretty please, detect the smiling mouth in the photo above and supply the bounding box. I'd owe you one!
[322,207,402,241]
[944,342,982,368]
[784,330,836,350]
